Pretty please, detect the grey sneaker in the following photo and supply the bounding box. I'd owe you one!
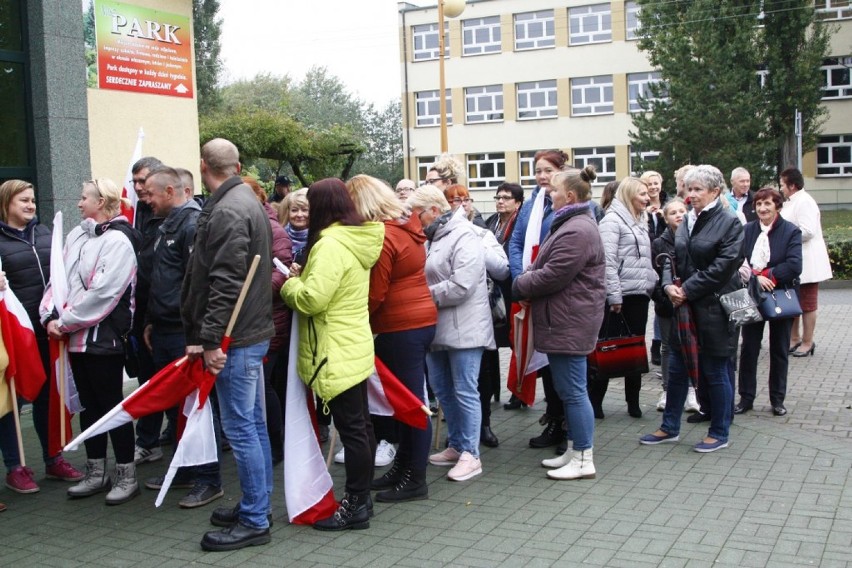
[179,484,224,509]
[144,474,195,490]
[134,445,163,464]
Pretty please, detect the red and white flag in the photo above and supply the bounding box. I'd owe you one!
[120,127,144,227]
[507,187,548,406]
[284,314,337,525]
[0,258,47,403]
[368,357,429,430]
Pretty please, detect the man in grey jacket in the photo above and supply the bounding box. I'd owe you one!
[182,138,275,552]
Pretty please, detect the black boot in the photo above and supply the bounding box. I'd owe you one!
[625,375,642,418]
[480,425,499,448]
[587,378,607,419]
[375,468,428,503]
[371,459,404,490]
[529,416,562,448]
[313,493,370,531]
[503,395,527,410]
[651,339,661,366]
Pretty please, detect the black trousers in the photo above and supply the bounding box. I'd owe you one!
[71,352,135,464]
[327,381,376,497]
[589,295,649,405]
[738,318,793,407]
[478,349,499,426]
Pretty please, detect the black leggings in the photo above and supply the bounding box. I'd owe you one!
[327,381,375,497]
[70,352,134,464]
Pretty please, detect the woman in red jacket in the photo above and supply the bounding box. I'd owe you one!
[346,175,437,502]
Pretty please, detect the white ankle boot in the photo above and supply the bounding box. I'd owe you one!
[541,451,572,469]
[684,386,700,413]
[547,449,596,480]
[105,462,140,505]
[67,458,111,498]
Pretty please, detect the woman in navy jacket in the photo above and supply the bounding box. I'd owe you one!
[735,188,802,416]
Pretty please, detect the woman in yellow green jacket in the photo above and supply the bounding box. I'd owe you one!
[281,178,384,532]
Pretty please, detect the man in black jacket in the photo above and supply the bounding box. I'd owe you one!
[183,138,274,552]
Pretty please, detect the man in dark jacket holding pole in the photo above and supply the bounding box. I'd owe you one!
[182,138,275,552]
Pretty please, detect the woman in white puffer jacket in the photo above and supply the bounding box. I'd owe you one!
[589,177,658,419]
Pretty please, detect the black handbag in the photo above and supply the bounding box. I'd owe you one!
[758,287,802,321]
[718,280,763,327]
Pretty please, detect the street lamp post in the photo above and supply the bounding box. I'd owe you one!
[438,0,466,153]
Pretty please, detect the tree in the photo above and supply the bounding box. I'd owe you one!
[761,0,832,170]
[631,0,832,188]
[193,0,223,114]
[287,66,367,135]
[220,73,293,113]
[354,100,404,183]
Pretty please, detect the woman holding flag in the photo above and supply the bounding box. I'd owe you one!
[346,175,437,502]
[41,178,140,502]
[0,180,82,495]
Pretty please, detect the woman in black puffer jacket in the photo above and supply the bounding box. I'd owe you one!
[0,180,82,494]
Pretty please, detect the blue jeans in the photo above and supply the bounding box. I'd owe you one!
[547,354,594,451]
[662,349,733,442]
[215,340,273,529]
[426,348,483,457]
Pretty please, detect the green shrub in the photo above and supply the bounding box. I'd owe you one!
[823,209,852,280]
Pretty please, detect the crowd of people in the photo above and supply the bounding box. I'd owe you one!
[0,140,833,549]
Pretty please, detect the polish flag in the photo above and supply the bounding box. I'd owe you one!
[507,187,548,406]
[368,357,430,430]
[120,127,144,227]
[284,314,337,525]
[0,259,47,403]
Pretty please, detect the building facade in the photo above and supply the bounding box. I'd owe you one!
[398,0,852,214]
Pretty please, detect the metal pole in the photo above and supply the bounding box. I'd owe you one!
[795,109,803,171]
[438,0,448,153]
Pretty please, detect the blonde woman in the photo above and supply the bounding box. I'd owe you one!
[424,154,464,191]
[590,177,658,419]
[279,188,310,261]
[41,179,139,504]
[346,175,437,501]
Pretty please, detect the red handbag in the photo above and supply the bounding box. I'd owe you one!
[587,312,649,380]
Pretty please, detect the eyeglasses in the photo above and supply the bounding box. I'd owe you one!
[493,195,513,201]
[395,186,415,194]
[421,177,445,186]
[86,179,102,197]
[451,197,472,204]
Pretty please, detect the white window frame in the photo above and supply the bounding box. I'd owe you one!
[821,57,852,99]
[517,80,558,120]
[417,156,436,184]
[817,135,852,176]
[571,75,614,116]
[815,0,852,20]
[514,10,555,51]
[626,1,641,40]
[466,152,506,189]
[573,147,617,184]
[569,4,612,46]
[462,16,502,56]
[628,71,664,112]
[518,151,538,190]
[629,147,661,176]
[415,90,452,127]
[465,85,504,124]
[412,22,449,61]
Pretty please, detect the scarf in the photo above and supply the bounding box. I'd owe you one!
[285,224,308,253]
[750,220,772,271]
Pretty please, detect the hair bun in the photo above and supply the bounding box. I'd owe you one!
[581,165,597,183]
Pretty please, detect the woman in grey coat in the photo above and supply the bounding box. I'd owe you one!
[589,177,658,419]
[407,186,495,483]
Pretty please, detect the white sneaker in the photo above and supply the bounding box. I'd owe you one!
[374,440,396,467]
[685,386,700,413]
[333,446,345,464]
[656,391,667,412]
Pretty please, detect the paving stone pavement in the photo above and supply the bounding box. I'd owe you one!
[1,290,849,567]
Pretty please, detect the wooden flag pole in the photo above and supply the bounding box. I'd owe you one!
[223,255,261,341]
[59,340,67,446]
[9,378,26,467]
[325,427,338,469]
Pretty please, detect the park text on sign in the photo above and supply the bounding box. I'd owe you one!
[95,0,194,99]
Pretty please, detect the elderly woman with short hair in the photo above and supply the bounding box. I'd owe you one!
[641,165,743,453]
[407,185,493,483]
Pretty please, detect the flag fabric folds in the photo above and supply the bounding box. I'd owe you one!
[367,356,429,430]
[120,127,144,227]
[284,314,337,525]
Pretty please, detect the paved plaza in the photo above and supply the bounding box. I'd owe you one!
[1,289,850,567]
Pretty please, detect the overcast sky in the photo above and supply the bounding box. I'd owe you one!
[218,0,422,107]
